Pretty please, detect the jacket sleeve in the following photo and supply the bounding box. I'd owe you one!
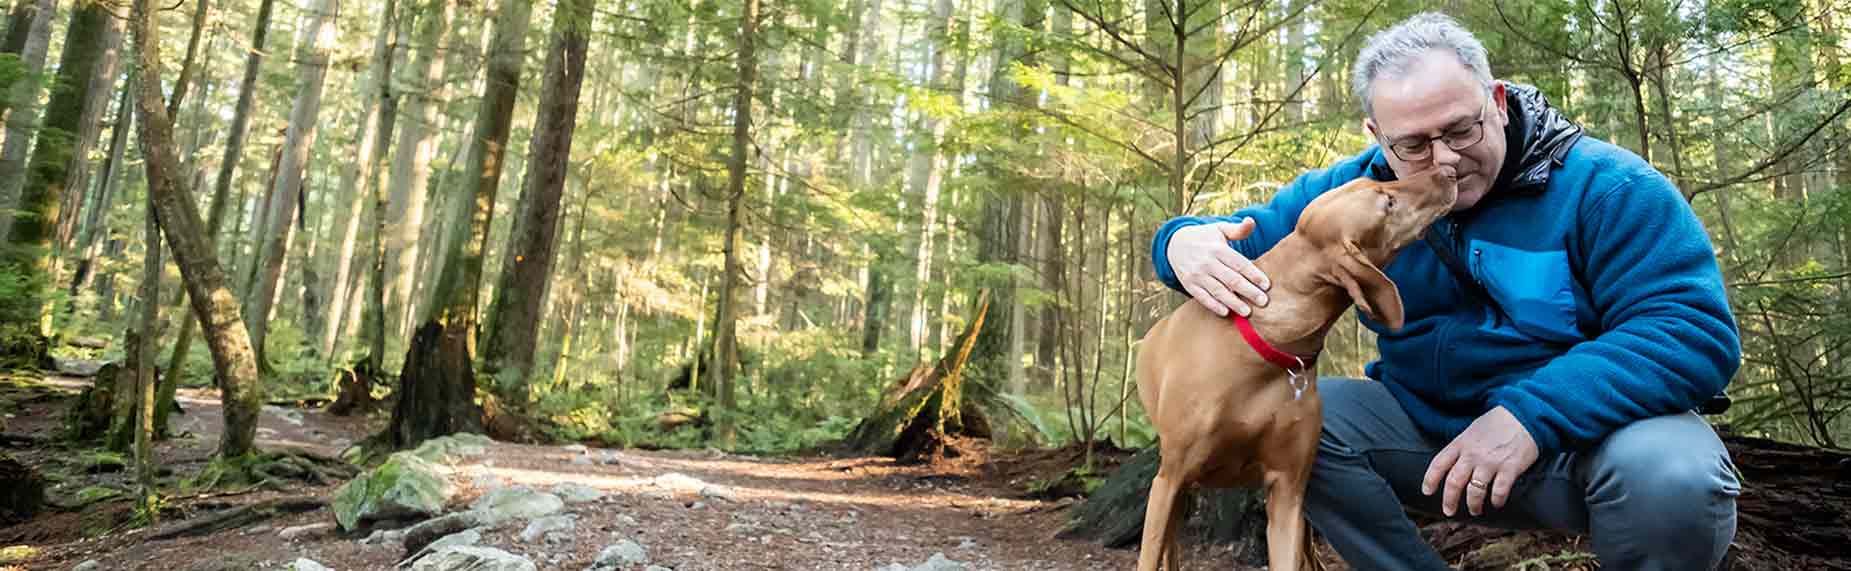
[1149,162,1363,294]
[1486,171,1741,456]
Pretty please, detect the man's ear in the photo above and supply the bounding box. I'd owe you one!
[1331,241,1406,330]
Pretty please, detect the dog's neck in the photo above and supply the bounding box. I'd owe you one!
[1246,235,1357,358]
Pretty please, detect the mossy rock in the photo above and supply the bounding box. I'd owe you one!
[407,433,494,464]
[333,451,454,531]
[80,450,128,474]
[73,485,125,506]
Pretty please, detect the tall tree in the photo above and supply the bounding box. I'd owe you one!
[904,0,960,354]
[0,0,117,345]
[323,0,402,360]
[203,0,279,286]
[246,0,340,367]
[389,0,532,448]
[483,0,592,408]
[383,0,458,346]
[126,0,263,460]
[707,0,760,446]
[0,0,56,241]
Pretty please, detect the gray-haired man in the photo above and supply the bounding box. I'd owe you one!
[1148,12,1742,570]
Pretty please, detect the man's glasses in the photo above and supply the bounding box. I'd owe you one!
[1380,93,1493,162]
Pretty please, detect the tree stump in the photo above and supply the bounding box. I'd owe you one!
[328,358,382,416]
[64,362,123,441]
[1058,446,1270,566]
[845,291,994,463]
[0,451,45,524]
[384,322,484,450]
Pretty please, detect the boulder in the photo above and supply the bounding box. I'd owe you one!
[333,451,454,531]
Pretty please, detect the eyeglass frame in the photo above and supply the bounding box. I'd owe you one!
[1374,90,1497,162]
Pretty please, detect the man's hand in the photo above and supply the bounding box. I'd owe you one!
[1422,406,1539,517]
[1167,220,1271,317]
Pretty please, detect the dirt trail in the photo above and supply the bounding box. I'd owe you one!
[2,373,1243,570]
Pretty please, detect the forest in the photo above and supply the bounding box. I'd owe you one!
[0,0,1846,568]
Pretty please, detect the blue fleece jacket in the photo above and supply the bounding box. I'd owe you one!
[1149,84,1741,456]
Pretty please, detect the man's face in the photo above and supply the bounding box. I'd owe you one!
[1364,51,1508,212]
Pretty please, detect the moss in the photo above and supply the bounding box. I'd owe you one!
[80,450,128,473]
[0,544,39,564]
[73,485,124,506]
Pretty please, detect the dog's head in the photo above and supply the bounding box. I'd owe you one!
[1293,166,1459,331]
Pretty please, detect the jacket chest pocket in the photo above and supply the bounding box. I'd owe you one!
[1470,240,1585,344]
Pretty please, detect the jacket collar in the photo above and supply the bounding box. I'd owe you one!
[1366,81,1585,198]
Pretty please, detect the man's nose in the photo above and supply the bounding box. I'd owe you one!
[1428,140,1462,167]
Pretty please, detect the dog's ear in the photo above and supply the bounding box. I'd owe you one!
[1331,241,1405,330]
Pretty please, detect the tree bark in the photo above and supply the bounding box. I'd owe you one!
[134,186,160,519]
[481,0,587,405]
[323,0,400,360]
[0,0,55,242]
[384,0,457,346]
[127,0,264,459]
[53,15,121,255]
[246,0,339,367]
[904,0,956,355]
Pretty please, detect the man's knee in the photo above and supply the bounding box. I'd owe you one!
[1587,414,1740,523]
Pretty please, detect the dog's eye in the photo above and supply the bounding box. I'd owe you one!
[1384,195,1396,210]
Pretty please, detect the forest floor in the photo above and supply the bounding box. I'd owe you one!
[2,366,1847,571]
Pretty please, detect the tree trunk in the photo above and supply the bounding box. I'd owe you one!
[246,0,339,368]
[707,0,758,447]
[480,0,588,403]
[164,0,209,118]
[0,0,116,341]
[133,186,160,519]
[968,0,1036,395]
[0,0,55,242]
[323,0,401,360]
[67,72,135,305]
[204,0,278,291]
[385,0,458,347]
[411,0,531,423]
[127,0,264,459]
[53,15,121,254]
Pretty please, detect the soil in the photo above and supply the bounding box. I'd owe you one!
[3,369,1846,571]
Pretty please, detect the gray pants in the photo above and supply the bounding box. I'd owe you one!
[1306,378,1741,571]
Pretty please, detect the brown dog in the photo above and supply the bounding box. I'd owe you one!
[1134,166,1459,571]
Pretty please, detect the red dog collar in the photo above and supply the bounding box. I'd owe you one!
[1231,311,1319,373]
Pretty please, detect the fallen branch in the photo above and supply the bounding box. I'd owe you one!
[146,495,325,541]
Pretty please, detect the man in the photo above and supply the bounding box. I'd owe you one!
[1148,12,1742,571]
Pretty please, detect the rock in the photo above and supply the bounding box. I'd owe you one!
[407,545,536,571]
[279,522,335,540]
[913,553,965,571]
[956,537,977,550]
[470,486,565,524]
[552,483,604,504]
[71,485,123,506]
[598,451,623,466]
[652,473,706,490]
[570,455,594,465]
[644,567,672,571]
[590,540,649,568]
[519,514,577,542]
[288,558,333,571]
[614,514,639,527]
[52,357,107,376]
[640,490,673,501]
[697,485,736,502]
[70,561,100,571]
[362,528,406,547]
[332,451,454,531]
[687,501,706,510]
[409,433,495,464]
[405,529,487,567]
[264,405,306,426]
[725,522,758,534]
[403,510,490,555]
[562,444,589,453]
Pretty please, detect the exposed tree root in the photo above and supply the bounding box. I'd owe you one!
[145,495,325,541]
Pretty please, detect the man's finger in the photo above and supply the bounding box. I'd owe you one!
[1182,282,1228,317]
[1465,464,1494,516]
[1207,262,1267,309]
[1213,249,1272,298]
[1489,461,1520,509]
[1216,219,1256,241]
[1442,459,1475,517]
[1192,276,1248,317]
[1423,444,1460,496]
